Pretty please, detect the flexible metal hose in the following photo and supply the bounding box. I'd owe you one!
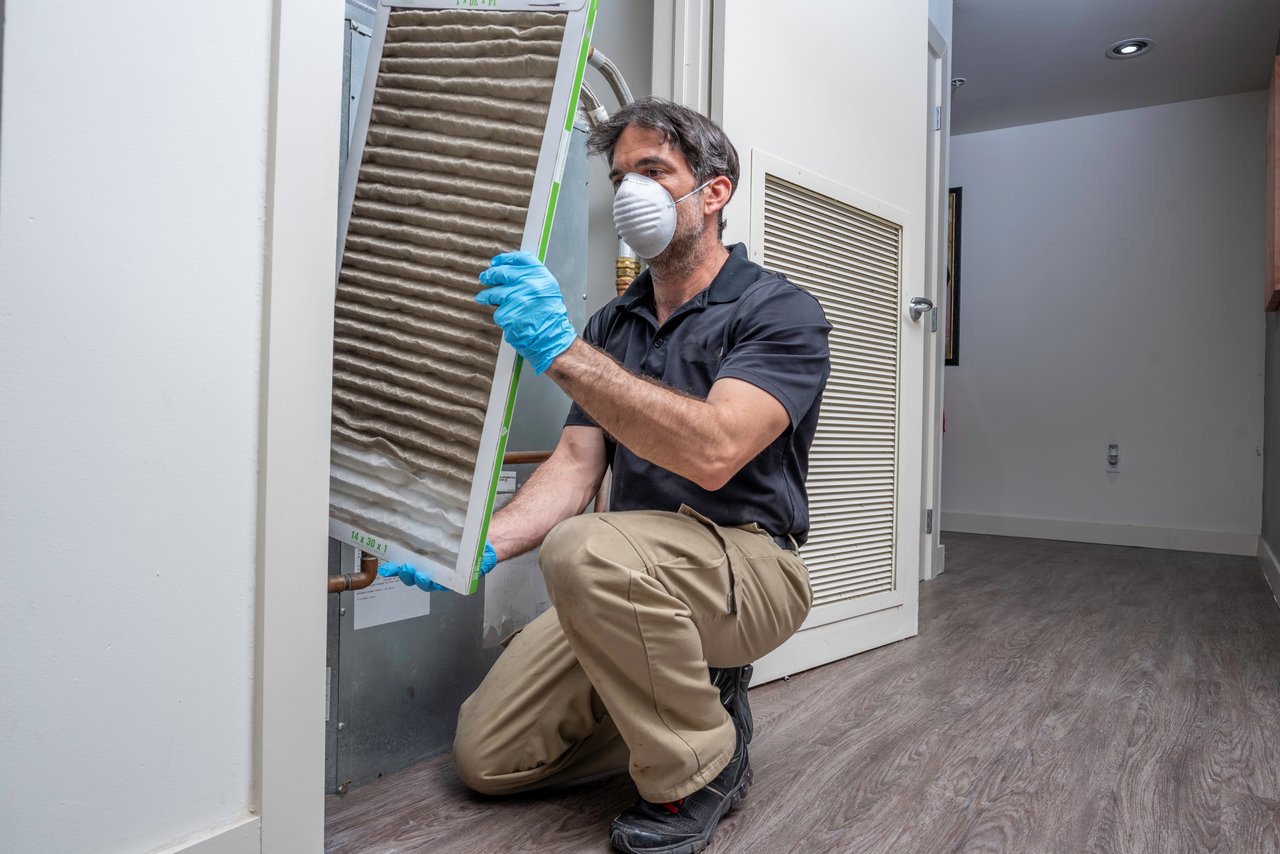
[588,48,634,107]
[578,81,608,127]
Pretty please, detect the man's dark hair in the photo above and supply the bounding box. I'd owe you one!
[587,97,740,240]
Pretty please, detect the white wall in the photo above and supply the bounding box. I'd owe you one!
[942,92,1267,553]
[717,3,928,255]
[0,3,272,852]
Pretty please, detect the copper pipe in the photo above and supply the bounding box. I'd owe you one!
[616,255,642,296]
[328,551,380,594]
[503,450,553,465]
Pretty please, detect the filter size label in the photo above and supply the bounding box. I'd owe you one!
[349,530,390,555]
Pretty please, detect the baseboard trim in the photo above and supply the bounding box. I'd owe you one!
[941,512,1259,557]
[151,815,260,854]
[1258,539,1280,612]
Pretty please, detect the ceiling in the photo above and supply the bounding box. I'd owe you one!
[950,0,1280,135]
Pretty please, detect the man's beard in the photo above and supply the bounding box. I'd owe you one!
[645,201,710,281]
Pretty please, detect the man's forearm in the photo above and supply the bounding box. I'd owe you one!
[546,339,734,489]
[489,445,603,561]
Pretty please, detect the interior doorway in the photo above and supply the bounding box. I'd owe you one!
[921,22,951,583]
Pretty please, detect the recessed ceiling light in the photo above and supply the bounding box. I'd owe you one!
[1106,38,1154,60]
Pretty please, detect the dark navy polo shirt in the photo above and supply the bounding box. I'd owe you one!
[565,243,831,544]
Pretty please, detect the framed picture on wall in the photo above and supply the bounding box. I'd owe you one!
[946,186,963,366]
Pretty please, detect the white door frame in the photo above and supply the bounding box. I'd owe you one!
[920,21,950,582]
[255,0,343,850]
[650,0,715,113]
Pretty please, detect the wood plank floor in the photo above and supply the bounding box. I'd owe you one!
[325,533,1280,853]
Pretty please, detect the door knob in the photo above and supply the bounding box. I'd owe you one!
[908,296,934,321]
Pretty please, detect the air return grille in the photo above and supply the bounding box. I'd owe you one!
[329,3,593,592]
[761,174,902,608]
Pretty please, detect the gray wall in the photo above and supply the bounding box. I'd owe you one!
[1261,46,1280,561]
[1263,312,1280,547]
[943,92,1267,554]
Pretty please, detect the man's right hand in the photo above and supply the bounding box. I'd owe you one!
[476,252,577,375]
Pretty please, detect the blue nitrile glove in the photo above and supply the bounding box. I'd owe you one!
[476,252,576,374]
[479,541,498,576]
[377,543,498,593]
[379,562,448,592]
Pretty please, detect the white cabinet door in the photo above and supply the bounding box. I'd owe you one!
[747,152,925,683]
[698,0,930,684]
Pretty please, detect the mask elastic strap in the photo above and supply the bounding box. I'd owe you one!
[670,178,714,207]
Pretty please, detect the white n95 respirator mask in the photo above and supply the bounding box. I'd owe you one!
[612,173,713,259]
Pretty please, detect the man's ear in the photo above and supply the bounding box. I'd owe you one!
[702,175,734,218]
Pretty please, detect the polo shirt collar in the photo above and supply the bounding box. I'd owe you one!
[616,243,759,313]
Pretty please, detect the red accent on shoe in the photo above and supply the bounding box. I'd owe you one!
[661,799,685,815]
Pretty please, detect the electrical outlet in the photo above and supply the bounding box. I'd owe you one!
[1107,444,1120,473]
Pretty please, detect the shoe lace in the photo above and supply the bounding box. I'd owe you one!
[660,798,685,815]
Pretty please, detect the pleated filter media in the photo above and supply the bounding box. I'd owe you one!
[329,1,597,593]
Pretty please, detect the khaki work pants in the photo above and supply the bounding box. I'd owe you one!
[453,506,812,803]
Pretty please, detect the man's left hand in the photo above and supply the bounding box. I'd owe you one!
[378,542,498,593]
[476,252,577,375]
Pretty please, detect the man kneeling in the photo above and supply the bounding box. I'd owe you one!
[404,98,830,853]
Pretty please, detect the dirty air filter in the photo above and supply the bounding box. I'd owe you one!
[329,0,597,594]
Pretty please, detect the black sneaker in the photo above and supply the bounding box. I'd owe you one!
[708,664,753,744]
[609,732,752,854]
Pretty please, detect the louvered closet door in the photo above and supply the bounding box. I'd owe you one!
[748,152,923,683]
